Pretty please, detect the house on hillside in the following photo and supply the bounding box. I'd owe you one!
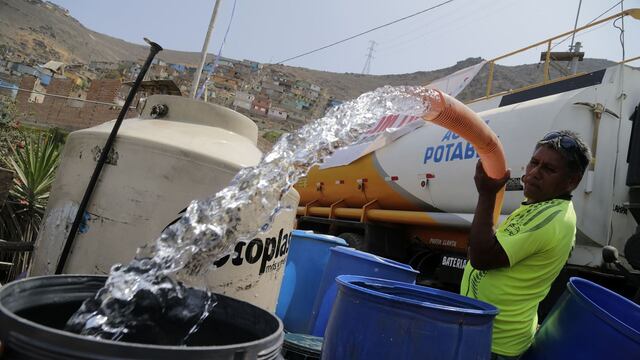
[0,79,18,100]
[203,62,216,73]
[217,65,241,78]
[146,64,170,80]
[293,80,310,90]
[11,63,54,102]
[210,89,235,106]
[280,96,299,111]
[11,63,40,78]
[152,59,167,67]
[45,1,69,15]
[0,61,10,76]
[268,106,288,121]
[218,59,235,68]
[305,88,320,100]
[63,70,88,88]
[241,60,261,71]
[169,63,187,73]
[40,60,66,77]
[262,81,284,96]
[251,96,270,115]
[212,75,237,91]
[89,61,118,71]
[233,91,255,110]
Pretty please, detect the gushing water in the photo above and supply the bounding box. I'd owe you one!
[66,86,437,344]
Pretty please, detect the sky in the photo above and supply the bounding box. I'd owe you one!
[49,0,640,75]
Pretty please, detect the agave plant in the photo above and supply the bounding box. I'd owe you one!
[0,132,61,281]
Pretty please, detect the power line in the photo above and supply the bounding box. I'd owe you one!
[377,0,514,55]
[275,0,455,65]
[551,0,623,51]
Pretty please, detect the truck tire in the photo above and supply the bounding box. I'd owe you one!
[338,232,366,250]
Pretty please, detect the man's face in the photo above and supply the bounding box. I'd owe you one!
[523,145,580,203]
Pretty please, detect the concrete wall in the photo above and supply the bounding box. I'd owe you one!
[15,76,136,131]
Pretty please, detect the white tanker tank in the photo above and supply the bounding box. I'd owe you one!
[296,64,640,288]
[30,95,300,311]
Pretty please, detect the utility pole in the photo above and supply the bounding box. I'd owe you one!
[361,40,377,75]
[568,0,583,74]
[191,0,222,99]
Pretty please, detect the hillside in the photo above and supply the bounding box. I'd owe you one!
[0,0,210,65]
[268,57,616,103]
[0,0,618,108]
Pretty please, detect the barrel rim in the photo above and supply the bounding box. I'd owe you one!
[567,277,640,340]
[330,247,420,274]
[291,230,347,246]
[335,274,499,316]
[0,274,285,352]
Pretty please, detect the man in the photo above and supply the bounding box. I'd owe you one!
[460,130,591,359]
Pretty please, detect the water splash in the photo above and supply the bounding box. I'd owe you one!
[66,86,435,343]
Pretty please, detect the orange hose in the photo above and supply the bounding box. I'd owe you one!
[421,88,507,222]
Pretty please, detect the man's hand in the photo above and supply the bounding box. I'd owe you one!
[474,160,511,195]
[468,160,511,270]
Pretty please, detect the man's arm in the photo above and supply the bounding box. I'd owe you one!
[468,160,511,270]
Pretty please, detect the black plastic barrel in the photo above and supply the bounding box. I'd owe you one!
[0,275,284,360]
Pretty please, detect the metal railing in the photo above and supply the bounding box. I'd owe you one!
[468,8,640,104]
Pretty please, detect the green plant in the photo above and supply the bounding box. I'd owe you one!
[0,96,17,125]
[0,132,61,281]
[262,130,284,143]
[0,97,22,168]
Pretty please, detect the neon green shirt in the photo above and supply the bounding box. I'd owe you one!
[460,198,576,356]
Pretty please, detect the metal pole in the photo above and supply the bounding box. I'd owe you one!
[55,38,163,274]
[543,40,552,83]
[191,0,222,99]
[569,0,583,52]
[570,41,582,74]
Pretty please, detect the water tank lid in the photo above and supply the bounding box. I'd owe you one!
[139,95,258,143]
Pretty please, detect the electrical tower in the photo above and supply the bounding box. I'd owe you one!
[361,40,377,74]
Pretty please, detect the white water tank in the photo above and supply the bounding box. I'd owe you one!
[30,95,299,311]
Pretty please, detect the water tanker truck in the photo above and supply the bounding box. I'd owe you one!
[295,63,640,308]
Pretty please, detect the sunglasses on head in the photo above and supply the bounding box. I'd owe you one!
[540,132,588,169]
[541,131,579,150]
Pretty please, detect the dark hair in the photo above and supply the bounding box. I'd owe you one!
[535,130,592,176]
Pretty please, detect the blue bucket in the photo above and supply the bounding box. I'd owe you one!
[275,231,347,333]
[309,246,419,337]
[321,275,499,360]
[522,277,640,359]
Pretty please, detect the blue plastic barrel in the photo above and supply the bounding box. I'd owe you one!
[275,231,347,333]
[321,275,499,360]
[522,277,640,359]
[309,246,419,337]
